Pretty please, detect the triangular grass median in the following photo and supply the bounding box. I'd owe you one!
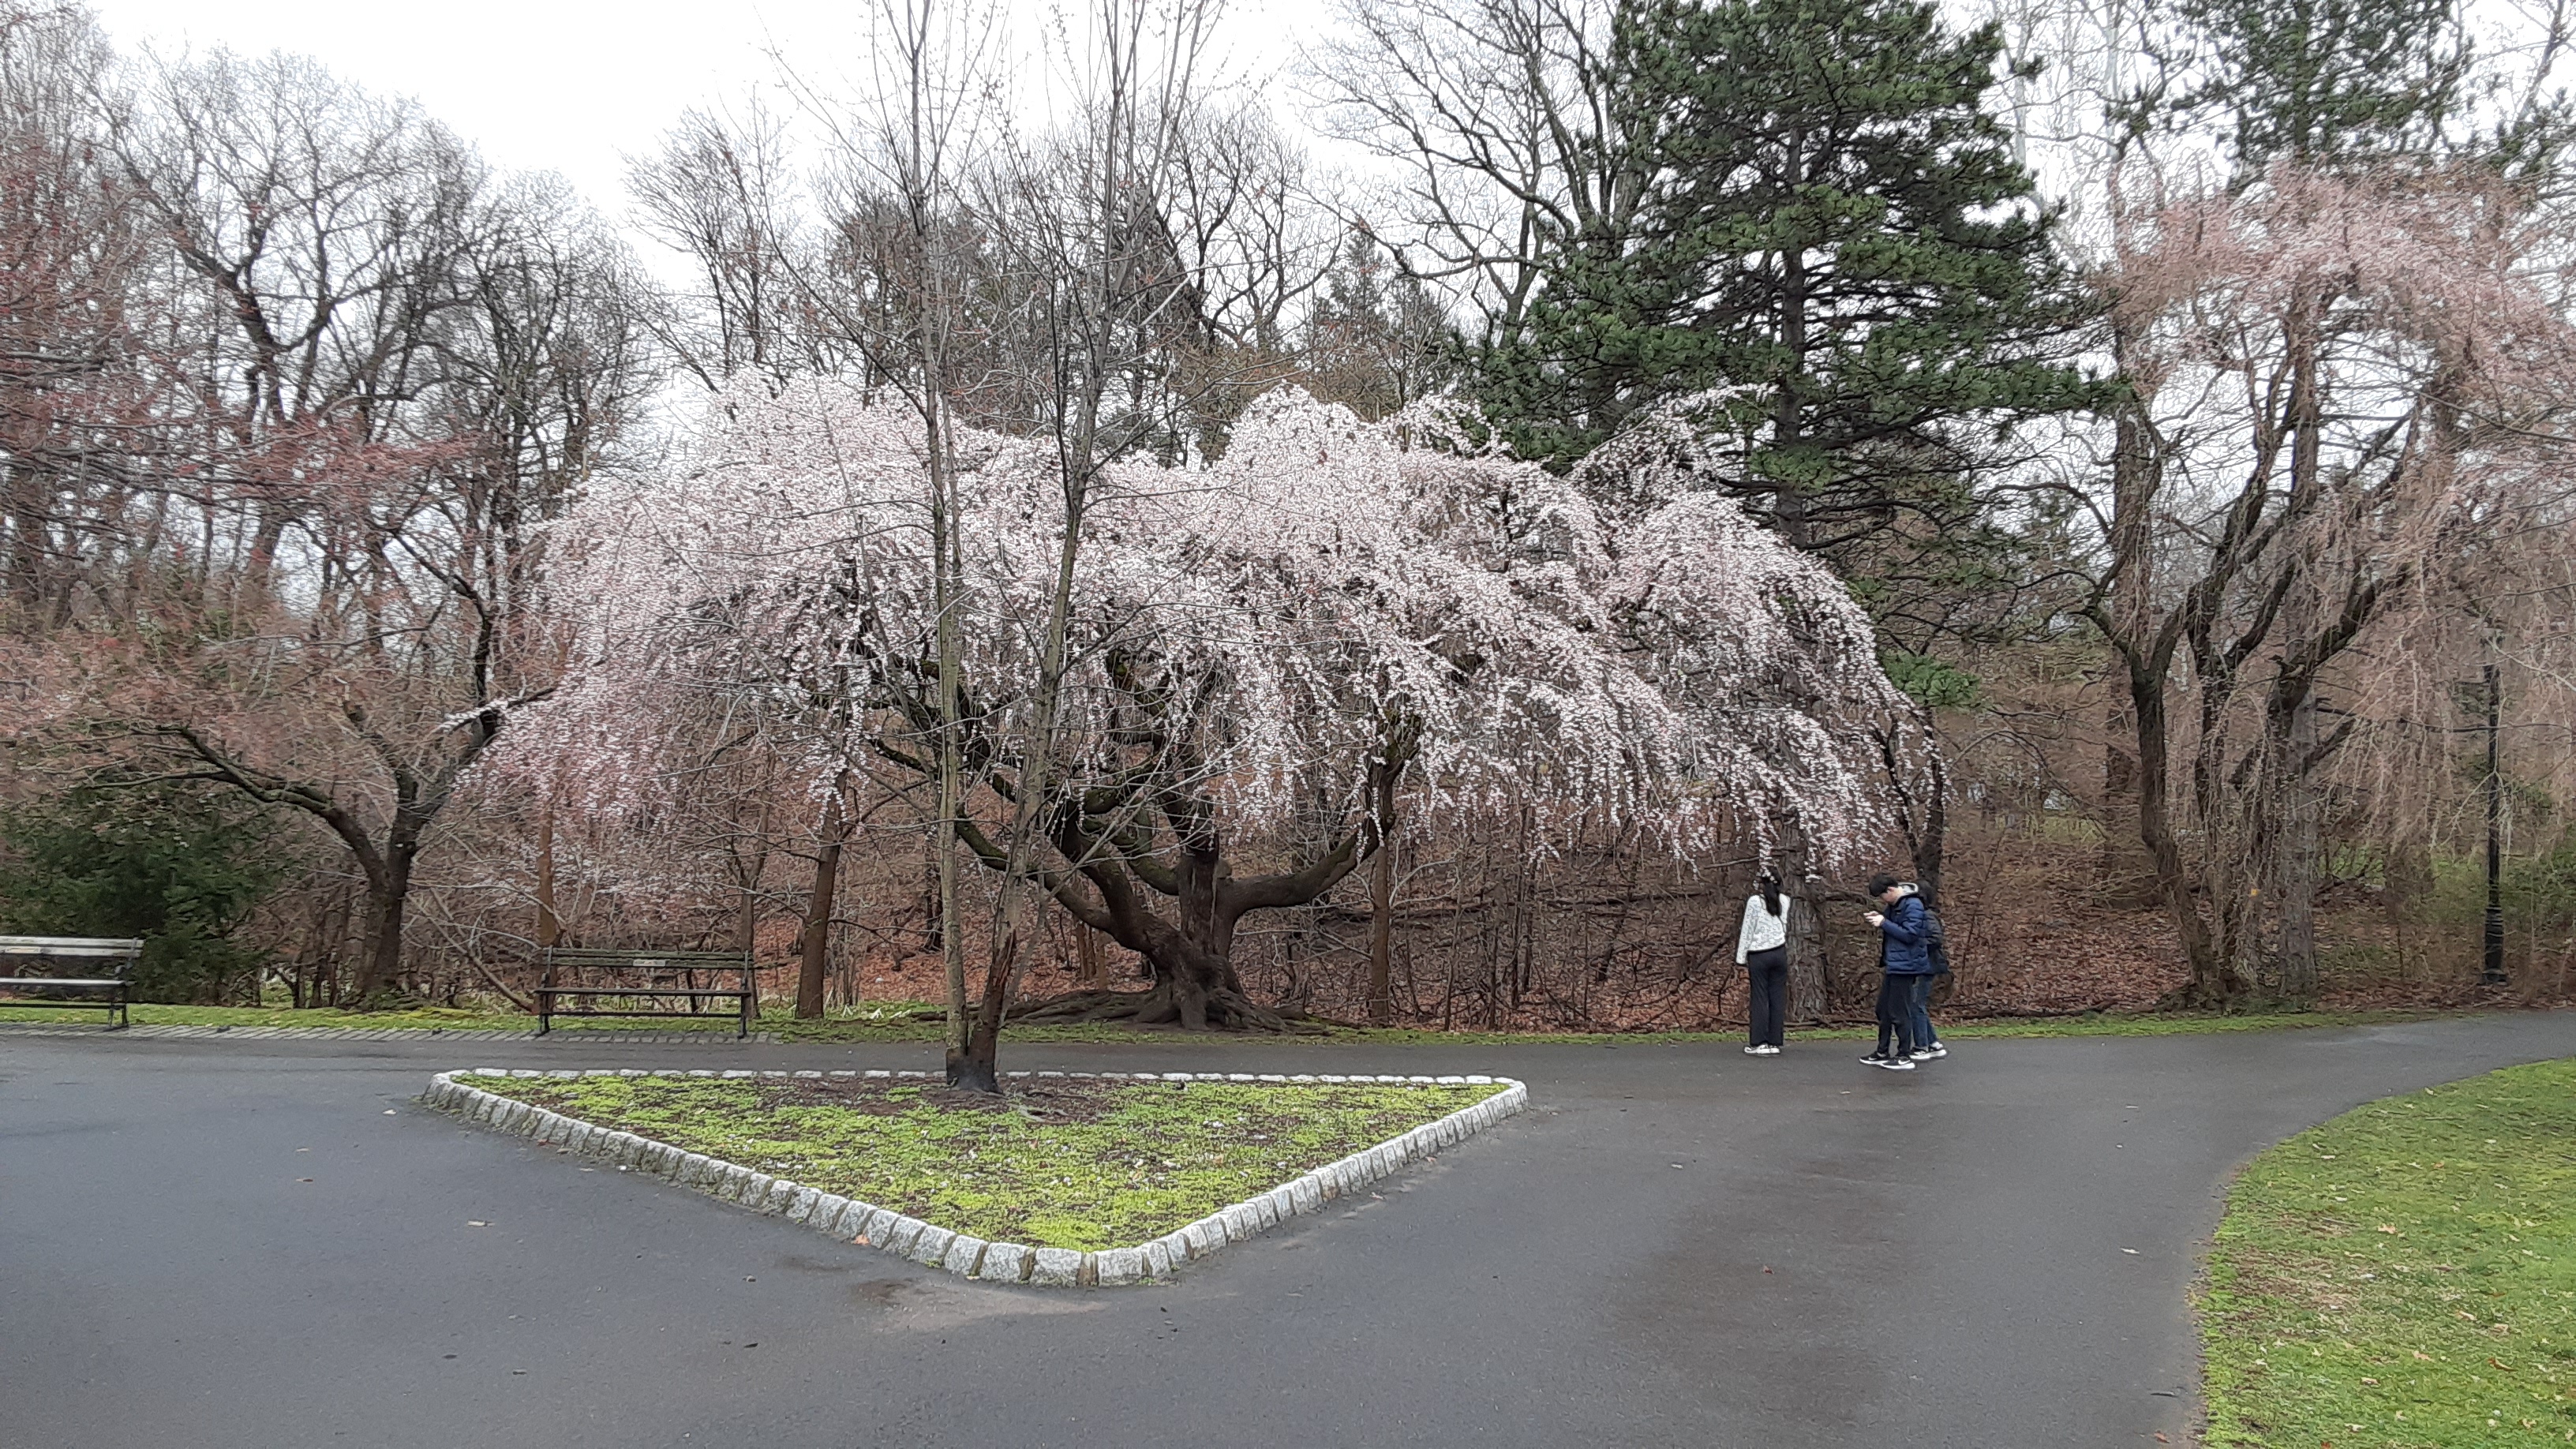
[465,1073,1507,1251]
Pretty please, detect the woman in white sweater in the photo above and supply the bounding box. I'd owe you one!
[1735,874,1792,1054]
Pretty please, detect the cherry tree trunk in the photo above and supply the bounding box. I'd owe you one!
[2274,687,2323,1005]
[796,807,844,1020]
[351,848,416,1004]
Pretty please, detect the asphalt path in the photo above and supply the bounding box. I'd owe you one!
[4,1013,2570,1449]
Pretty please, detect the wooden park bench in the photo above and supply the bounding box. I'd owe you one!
[0,936,143,1028]
[535,948,758,1038]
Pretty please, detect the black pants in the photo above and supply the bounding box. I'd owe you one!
[1874,972,1920,1057]
[1745,946,1788,1047]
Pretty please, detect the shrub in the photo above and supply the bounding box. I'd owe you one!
[0,785,279,1002]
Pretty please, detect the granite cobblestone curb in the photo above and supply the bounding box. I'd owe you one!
[0,1023,781,1044]
[421,1066,1527,1287]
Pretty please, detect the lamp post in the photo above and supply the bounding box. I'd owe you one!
[2482,661,2506,987]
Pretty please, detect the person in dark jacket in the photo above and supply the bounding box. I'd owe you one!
[1861,874,1930,1069]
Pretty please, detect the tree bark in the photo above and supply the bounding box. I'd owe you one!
[535,794,561,950]
[797,796,844,1020]
[2275,683,2323,1003]
[1364,739,1404,1024]
[2271,291,2327,1005]
[350,818,424,1003]
[1074,922,1103,988]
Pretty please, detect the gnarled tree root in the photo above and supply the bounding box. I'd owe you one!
[1009,985,1326,1035]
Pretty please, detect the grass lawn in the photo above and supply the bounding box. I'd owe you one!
[2197,1057,2576,1447]
[0,998,2462,1044]
[462,1072,1503,1250]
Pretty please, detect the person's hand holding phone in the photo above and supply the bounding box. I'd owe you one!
[1864,911,1885,927]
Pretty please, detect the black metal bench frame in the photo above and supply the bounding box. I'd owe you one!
[0,936,142,1028]
[535,948,757,1038]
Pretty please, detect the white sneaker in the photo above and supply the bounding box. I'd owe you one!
[1744,1045,1765,1055]
[1872,1056,1917,1071]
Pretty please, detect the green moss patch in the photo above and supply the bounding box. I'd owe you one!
[466,1073,1503,1251]
[2198,1057,2576,1447]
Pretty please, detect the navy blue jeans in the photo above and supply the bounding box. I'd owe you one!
[1874,972,1920,1057]
[1906,972,1939,1051]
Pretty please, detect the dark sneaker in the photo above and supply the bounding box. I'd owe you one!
[1913,1044,1948,1061]
[1860,1051,1891,1065]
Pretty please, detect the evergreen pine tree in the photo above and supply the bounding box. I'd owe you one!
[1476,0,2103,558]
[2178,0,2469,171]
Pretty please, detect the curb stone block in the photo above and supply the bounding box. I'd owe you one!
[979,1242,1032,1282]
[426,1067,1524,1289]
[1095,1247,1146,1286]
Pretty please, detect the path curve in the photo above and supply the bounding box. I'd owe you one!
[3,1013,2568,1449]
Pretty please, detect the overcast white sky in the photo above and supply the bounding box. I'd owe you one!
[84,0,1318,235]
